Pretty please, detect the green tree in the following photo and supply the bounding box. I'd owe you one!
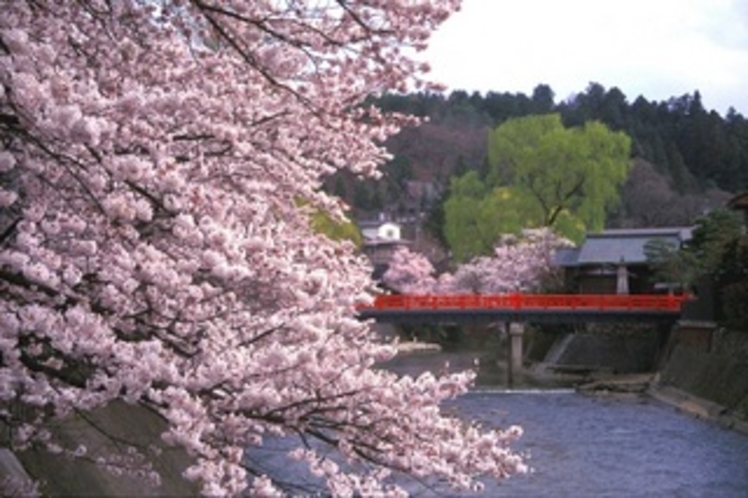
[644,238,695,292]
[531,84,555,114]
[644,209,743,291]
[644,209,746,329]
[716,235,748,330]
[486,114,631,239]
[687,208,743,274]
[443,171,494,261]
[689,210,745,329]
[297,199,364,248]
[310,210,363,247]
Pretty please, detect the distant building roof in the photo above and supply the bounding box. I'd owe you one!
[553,247,581,267]
[557,227,693,267]
[728,191,748,210]
[358,219,401,229]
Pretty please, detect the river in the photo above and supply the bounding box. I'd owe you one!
[248,351,748,497]
[446,388,748,497]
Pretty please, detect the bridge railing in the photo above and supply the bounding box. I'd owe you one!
[361,293,691,312]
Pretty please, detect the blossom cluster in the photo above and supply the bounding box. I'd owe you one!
[382,246,438,294]
[383,228,571,295]
[0,1,527,496]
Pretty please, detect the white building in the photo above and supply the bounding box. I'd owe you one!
[359,220,402,242]
[358,218,409,278]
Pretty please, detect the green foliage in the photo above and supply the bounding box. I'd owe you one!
[644,210,743,291]
[356,85,748,247]
[487,114,631,236]
[687,209,743,274]
[443,172,493,261]
[449,169,486,198]
[481,187,536,234]
[549,210,588,246]
[644,210,746,329]
[715,235,748,331]
[644,238,696,291]
[297,199,363,247]
[310,210,363,247]
[444,171,559,261]
[443,115,630,259]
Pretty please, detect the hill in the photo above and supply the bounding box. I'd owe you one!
[332,83,744,233]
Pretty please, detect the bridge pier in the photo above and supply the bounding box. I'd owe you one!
[507,322,524,388]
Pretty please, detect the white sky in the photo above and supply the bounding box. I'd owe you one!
[422,0,748,116]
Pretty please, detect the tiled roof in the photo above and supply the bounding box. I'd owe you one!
[557,227,693,266]
[357,219,401,228]
[553,247,580,266]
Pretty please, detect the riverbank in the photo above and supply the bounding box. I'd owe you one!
[538,326,748,436]
[577,373,653,396]
[386,339,748,441]
[573,371,748,435]
[649,335,748,435]
[648,382,748,435]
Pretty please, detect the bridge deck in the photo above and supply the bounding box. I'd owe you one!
[356,293,690,324]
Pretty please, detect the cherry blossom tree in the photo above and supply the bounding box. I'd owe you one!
[0,1,527,496]
[380,229,569,296]
[381,246,437,294]
[444,229,571,294]
[452,228,571,294]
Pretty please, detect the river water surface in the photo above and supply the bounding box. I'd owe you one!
[249,351,748,497]
[445,388,748,497]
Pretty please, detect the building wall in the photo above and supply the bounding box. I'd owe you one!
[361,222,401,241]
[571,265,656,295]
[377,222,401,240]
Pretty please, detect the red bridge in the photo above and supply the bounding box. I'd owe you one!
[357,293,692,324]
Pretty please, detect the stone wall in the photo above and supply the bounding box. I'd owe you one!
[542,323,668,374]
[656,330,748,422]
[536,322,748,430]
[658,346,748,419]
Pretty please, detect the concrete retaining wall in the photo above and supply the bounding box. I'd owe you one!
[540,324,748,430]
[542,324,666,374]
[656,343,748,422]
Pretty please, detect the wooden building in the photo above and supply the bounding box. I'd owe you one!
[555,228,693,295]
[358,218,410,280]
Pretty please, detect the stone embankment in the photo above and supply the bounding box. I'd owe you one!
[542,326,748,434]
[577,373,654,396]
[649,335,748,434]
[648,383,748,434]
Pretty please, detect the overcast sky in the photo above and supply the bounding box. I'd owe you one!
[422,0,748,116]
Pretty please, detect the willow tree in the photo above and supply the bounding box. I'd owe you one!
[443,171,492,261]
[487,114,631,240]
[444,174,538,261]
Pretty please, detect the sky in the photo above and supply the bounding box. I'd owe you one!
[422,0,748,116]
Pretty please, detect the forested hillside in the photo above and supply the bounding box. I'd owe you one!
[335,83,746,233]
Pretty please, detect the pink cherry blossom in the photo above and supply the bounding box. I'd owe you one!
[447,229,572,294]
[0,1,526,496]
[385,228,570,295]
[382,246,438,294]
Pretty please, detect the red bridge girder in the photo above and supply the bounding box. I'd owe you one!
[359,293,691,312]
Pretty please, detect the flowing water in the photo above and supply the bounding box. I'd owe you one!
[248,351,748,497]
[444,388,748,497]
